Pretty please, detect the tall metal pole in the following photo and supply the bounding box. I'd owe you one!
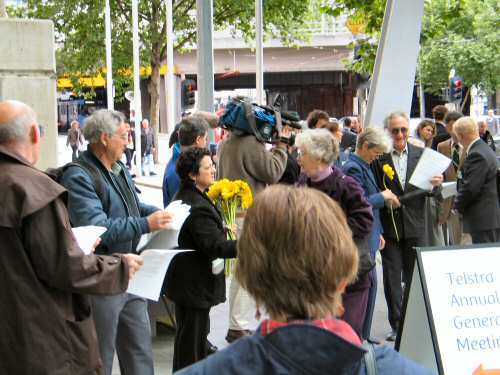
[0,0,6,18]
[132,0,142,172]
[104,0,114,110]
[165,0,175,134]
[255,0,264,105]
[196,0,215,142]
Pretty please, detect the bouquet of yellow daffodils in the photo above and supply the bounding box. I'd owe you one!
[207,179,253,276]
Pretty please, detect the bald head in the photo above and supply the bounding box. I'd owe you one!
[0,100,37,144]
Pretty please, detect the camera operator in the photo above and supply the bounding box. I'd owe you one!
[217,119,290,343]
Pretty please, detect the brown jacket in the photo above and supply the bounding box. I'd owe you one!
[216,133,287,196]
[0,146,129,375]
[437,138,463,224]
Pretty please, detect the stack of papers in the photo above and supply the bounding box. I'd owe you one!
[409,148,451,190]
[128,249,193,301]
[165,200,191,231]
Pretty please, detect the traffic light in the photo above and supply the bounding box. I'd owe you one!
[181,79,196,109]
[449,76,463,102]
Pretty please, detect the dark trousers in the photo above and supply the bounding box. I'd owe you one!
[71,145,79,162]
[471,228,500,244]
[125,148,134,168]
[362,267,377,339]
[173,304,210,372]
[381,237,421,331]
[342,272,370,338]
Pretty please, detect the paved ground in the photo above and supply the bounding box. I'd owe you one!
[56,134,393,375]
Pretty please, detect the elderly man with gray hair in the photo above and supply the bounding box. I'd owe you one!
[62,109,173,375]
[0,100,143,374]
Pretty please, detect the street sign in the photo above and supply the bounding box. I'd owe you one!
[398,245,500,374]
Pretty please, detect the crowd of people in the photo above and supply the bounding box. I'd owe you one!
[1,98,499,375]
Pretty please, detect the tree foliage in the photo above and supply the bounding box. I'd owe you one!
[321,0,499,96]
[8,0,313,134]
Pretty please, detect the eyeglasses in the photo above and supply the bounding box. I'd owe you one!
[38,124,46,138]
[391,127,408,135]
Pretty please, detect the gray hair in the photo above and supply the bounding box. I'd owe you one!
[0,101,37,144]
[383,111,409,129]
[356,127,391,152]
[295,128,339,165]
[83,109,125,144]
[454,116,478,136]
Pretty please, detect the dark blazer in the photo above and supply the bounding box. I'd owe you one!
[340,128,358,151]
[165,181,237,309]
[431,122,450,150]
[454,139,500,234]
[343,154,384,256]
[372,143,429,240]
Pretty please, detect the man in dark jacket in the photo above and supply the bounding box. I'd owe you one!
[454,117,500,243]
[478,119,496,152]
[431,105,450,150]
[140,118,156,176]
[0,100,143,375]
[372,111,442,341]
[62,109,173,375]
[341,116,358,151]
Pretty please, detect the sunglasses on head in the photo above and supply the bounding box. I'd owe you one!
[391,127,408,135]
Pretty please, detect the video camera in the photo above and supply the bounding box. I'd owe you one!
[219,96,302,146]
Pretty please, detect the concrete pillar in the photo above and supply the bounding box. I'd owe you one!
[0,18,58,169]
[364,0,425,128]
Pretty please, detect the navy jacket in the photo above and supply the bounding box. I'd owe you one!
[62,150,159,254]
[343,154,384,256]
[177,324,436,375]
[162,143,182,207]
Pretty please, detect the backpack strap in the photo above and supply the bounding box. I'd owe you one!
[362,341,378,375]
[69,159,110,213]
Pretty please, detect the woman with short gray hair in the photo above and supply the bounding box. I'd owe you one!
[296,128,374,337]
[343,127,399,341]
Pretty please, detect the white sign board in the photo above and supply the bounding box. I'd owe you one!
[398,245,500,375]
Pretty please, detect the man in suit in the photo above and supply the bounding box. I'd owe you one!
[437,111,472,246]
[454,117,500,243]
[431,105,450,150]
[341,117,358,152]
[372,111,443,341]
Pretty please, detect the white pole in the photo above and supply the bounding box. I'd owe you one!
[0,0,6,18]
[165,0,175,134]
[132,0,142,172]
[255,0,264,105]
[105,0,114,110]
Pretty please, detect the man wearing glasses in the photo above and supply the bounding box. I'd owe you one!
[372,111,443,342]
[0,100,144,374]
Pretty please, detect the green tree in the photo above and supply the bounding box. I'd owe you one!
[9,0,313,137]
[321,0,500,105]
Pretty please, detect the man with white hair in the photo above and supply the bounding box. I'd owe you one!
[0,100,143,374]
[454,116,500,243]
[486,109,498,136]
[61,109,173,375]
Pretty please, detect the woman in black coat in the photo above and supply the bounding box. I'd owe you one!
[165,147,237,372]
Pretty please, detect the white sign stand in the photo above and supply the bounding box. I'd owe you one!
[398,244,500,375]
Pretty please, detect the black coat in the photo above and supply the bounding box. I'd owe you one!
[165,182,237,309]
[454,139,500,234]
[340,128,358,152]
[431,122,450,150]
[372,143,430,240]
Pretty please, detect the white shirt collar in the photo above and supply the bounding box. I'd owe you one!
[392,144,408,156]
[466,137,481,155]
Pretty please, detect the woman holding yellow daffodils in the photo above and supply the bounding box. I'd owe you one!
[165,147,237,372]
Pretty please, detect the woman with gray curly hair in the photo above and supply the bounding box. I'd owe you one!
[295,128,374,338]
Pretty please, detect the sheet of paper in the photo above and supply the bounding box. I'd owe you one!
[408,148,451,190]
[72,226,107,255]
[127,249,192,301]
[165,200,191,231]
[441,181,458,199]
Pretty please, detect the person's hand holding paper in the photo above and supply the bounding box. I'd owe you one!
[164,200,191,231]
[409,148,450,190]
